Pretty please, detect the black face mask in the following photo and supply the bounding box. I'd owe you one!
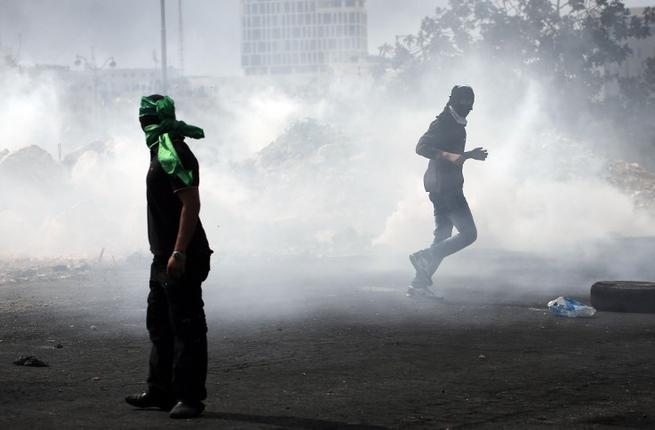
[453,101,474,118]
[449,85,475,118]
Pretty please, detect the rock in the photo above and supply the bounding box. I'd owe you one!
[92,376,101,382]
[13,355,49,367]
[55,343,63,349]
[90,325,97,331]
[478,354,487,360]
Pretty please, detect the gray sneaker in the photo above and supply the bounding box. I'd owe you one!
[409,250,433,287]
[409,250,432,275]
[406,285,444,301]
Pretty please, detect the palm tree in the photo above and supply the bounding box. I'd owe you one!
[402,34,416,48]
[378,43,394,58]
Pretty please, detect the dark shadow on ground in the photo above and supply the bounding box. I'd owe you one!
[583,412,655,429]
[204,411,389,430]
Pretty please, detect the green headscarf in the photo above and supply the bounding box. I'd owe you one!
[139,95,205,186]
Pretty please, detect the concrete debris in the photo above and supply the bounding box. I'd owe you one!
[607,161,655,210]
[13,355,49,367]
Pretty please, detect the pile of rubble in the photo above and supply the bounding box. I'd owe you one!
[0,258,90,286]
[606,160,655,211]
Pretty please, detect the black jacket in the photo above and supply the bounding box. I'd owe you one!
[416,110,467,194]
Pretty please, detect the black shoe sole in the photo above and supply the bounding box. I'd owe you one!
[170,403,205,419]
[125,398,174,411]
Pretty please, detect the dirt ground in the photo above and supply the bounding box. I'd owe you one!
[2,249,655,429]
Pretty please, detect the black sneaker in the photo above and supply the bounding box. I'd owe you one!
[406,285,444,301]
[125,392,175,411]
[169,401,205,419]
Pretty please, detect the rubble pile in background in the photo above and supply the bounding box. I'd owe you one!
[606,161,655,211]
[0,145,66,187]
[0,258,90,285]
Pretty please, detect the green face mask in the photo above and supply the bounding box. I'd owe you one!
[139,96,205,186]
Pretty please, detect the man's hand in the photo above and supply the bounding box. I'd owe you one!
[465,147,488,161]
[167,253,186,279]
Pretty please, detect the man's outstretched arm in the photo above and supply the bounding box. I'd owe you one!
[436,147,489,166]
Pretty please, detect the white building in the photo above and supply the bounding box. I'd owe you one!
[241,0,368,75]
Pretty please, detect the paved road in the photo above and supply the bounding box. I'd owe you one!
[1,251,655,429]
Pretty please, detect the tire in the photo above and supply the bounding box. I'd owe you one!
[591,281,655,313]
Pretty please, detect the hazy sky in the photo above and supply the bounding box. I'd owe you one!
[1,0,652,76]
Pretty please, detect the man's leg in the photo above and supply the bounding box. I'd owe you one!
[409,194,453,289]
[424,194,455,277]
[429,194,477,265]
[146,258,175,403]
[166,254,210,406]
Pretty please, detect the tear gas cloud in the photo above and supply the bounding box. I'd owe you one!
[1,63,653,267]
[1,2,654,280]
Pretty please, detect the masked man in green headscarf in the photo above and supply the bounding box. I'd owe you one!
[125,94,213,419]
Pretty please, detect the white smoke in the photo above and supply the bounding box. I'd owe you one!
[1,57,654,263]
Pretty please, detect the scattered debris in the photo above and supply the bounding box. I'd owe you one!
[13,355,49,367]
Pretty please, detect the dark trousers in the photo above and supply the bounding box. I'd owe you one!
[147,253,210,403]
[412,191,477,287]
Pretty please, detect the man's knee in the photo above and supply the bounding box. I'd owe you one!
[462,226,477,245]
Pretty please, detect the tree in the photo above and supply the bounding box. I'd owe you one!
[378,1,655,165]
[384,0,654,97]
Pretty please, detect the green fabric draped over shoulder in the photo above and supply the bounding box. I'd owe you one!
[139,95,204,186]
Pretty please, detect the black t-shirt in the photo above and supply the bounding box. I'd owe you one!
[146,138,211,256]
[417,111,467,193]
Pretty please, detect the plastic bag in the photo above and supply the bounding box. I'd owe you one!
[547,296,596,318]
